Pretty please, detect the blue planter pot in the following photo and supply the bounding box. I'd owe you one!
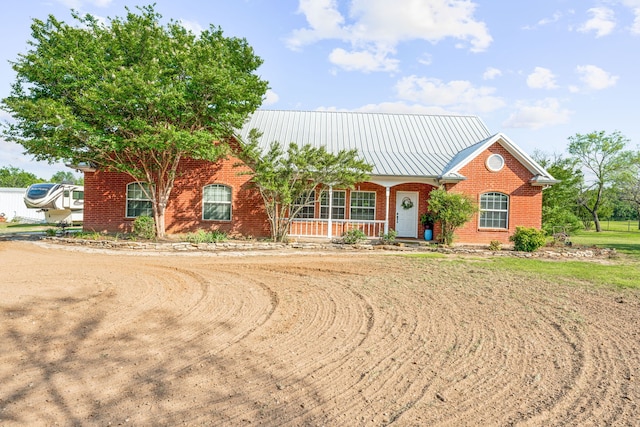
[424,229,433,241]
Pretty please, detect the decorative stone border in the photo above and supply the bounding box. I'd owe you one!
[43,236,617,259]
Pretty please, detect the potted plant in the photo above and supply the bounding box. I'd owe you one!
[420,212,435,240]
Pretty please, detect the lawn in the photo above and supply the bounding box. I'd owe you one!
[570,220,640,258]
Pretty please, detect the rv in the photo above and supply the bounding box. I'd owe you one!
[24,183,84,224]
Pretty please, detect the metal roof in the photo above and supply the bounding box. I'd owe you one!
[236,110,493,177]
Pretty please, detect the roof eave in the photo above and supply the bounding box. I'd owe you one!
[530,176,560,186]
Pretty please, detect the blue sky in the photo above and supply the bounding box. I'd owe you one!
[1,0,639,179]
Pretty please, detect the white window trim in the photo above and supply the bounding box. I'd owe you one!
[350,191,376,221]
[479,192,509,229]
[486,154,505,172]
[125,182,153,218]
[320,190,346,219]
[202,184,232,222]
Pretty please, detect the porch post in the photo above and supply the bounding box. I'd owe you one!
[327,186,333,239]
[384,186,390,234]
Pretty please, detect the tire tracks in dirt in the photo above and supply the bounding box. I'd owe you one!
[0,243,638,426]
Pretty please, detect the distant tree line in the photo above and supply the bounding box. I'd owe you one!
[0,165,83,187]
[535,130,640,232]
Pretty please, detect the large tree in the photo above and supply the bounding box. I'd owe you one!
[533,151,583,234]
[567,131,637,232]
[1,5,268,237]
[618,162,640,229]
[0,165,43,187]
[236,129,372,242]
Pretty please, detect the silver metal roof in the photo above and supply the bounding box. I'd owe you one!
[236,110,493,177]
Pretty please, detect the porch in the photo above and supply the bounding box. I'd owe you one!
[286,178,438,240]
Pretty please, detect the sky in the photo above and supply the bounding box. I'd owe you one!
[1,0,639,179]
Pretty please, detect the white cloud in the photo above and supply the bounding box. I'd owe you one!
[328,47,399,73]
[263,89,280,106]
[575,65,619,90]
[179,19,204,35]
[538,11,563,26]
[631,8,640,34]
[503,98,571,130]
[523,10,564,30]
[578,7,616,37]
[287,0,492,72]
[56,0,113,8]
[527,67,558,89]
[615,1,640,34]
[395,75,505,114]
[286,0,347,50]
[483,67,502,80]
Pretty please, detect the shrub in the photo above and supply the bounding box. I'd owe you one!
[185,229,228,243]
[45,228,57,236]
[342,228,367,244]
[510,226,547,252]
[133,215,156,240]
[426,188,477,246]
[488,240,502,251]
[379,229,397,245]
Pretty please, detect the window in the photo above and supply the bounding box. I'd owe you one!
[126,182,153,218]
[320,190,346,219]
[479,192,509,229]
[293,191,315,218]
[350,191,376,220]
[203,184,232,221]
[486,154,505,172]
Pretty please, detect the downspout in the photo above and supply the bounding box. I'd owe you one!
[385,186,390,234]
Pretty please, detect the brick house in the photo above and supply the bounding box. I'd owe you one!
[80,110,556,244]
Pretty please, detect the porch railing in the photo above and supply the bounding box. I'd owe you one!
[287,218,385,239]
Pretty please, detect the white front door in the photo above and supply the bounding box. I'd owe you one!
[395,191,418,238]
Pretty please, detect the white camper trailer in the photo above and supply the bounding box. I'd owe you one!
[24,183,84,224]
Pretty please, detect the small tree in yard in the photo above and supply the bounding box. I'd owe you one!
[1,5,268,238]
[426,188,477,245]
[568,131,638,232]
[236,129,372,242]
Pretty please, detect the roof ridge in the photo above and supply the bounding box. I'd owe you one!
[255,109,481,120]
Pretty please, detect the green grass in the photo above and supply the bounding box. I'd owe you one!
[482,257,640,289]
[0,222,81,234]
[486,222,640,289]
[404,220,640,290]
[570,220,640,258]
[0,222,50,233]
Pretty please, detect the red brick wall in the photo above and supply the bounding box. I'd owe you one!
[83,155,270,237]
[446,142,543,244]
[83,143,542,244]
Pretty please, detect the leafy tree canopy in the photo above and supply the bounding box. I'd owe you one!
[50,171,83,185]
[237,129,373,242]
[567,131,639,232]
[533,151,583,234]
[0,165,43,187]
[1,5,268,237]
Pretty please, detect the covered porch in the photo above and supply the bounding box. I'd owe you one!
[287,177,439,240]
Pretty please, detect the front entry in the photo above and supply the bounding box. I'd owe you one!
[395,191,418,238]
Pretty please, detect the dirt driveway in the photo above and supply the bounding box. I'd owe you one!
[1,240,638,426]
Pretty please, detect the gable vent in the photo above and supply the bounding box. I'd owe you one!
[486,154,505,172]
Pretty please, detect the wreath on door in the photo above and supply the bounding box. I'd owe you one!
[401,197,414,210]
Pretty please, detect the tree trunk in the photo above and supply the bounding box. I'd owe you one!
[155,210,166,239]
[592,211,601,232]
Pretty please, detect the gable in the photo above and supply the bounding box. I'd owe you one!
[438,133,557,186]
